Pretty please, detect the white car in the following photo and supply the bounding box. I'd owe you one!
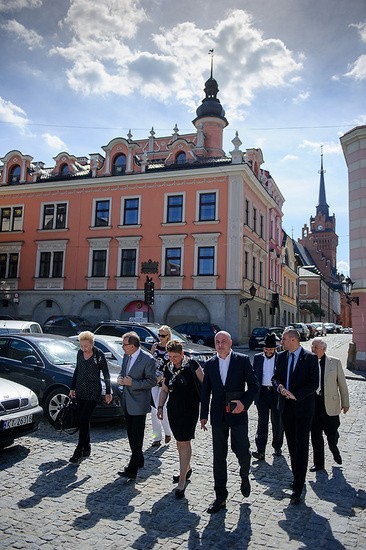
[0,377,43,448]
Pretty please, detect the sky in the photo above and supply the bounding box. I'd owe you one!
[0,0,365,276]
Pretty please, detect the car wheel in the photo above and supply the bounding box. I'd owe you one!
[44,388,70,426]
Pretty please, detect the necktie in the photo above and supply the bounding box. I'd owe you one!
[125,355,131,375]
[288,352,295,391]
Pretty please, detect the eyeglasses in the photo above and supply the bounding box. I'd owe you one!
[158,334,168,338]
[122,342,130,347]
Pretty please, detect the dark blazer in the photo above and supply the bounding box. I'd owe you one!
[119,348,156,415]
[272,347,319,415]
[200,352,259,427]
[253,352,278,404]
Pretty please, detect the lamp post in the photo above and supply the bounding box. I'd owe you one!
[240,284,257,305]
[340,276,359,306]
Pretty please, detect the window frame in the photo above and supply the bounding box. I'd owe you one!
[121,196,140,226]
[120,248,137,277]
[0,206,24,232]
[197,246,215,276]
[164,193,185,224]
[165,247,182,276]
[41,201,68,231]
[92,198,111,228]
[197,190,218,222]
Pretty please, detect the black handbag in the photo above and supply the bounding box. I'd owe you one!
[55,399,79,434]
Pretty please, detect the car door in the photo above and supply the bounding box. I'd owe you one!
[0,337,47,398]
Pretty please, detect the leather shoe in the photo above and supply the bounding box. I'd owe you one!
[151,440,161,447]
[273,449,282,457]
[173,468,192,484]
[118,469,136,481]
[207,499,226,514]
[165,435,172,444]
[309,465,323,472]
[175,482,187,499]
[252,451,265,460]
[290,493,301,505]
[241,477,251,497]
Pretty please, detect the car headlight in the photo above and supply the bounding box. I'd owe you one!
[29,390,39,407]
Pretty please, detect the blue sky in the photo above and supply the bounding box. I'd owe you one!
[1,0,365,275]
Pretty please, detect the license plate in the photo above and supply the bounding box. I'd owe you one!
[3,414,33,430]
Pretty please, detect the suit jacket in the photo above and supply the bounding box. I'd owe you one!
[272,347,319,416]
[253,352,278,404]
[200,352,259,427]
[119,348,156,415]
[323,354,350,416]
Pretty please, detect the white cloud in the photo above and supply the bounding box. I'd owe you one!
[337,260,349,276]
[280,154,298,162]
[42,133,66,150]
[0,0,42,11]
[0,96,29,131]
[292,90,310,104]
[299,140,342,155]
[350,21,366,42]
[0,19,43,49]
[344,54,366,81]
[50,5,303,119]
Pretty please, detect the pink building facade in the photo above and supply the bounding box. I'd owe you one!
[340,125,366,370]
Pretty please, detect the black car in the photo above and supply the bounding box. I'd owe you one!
[0,334,123,426]
[0,377,43,448]
[248,326,284,350]
[43,315,93,337]
[93,321,215,365]
[173,322,220,347]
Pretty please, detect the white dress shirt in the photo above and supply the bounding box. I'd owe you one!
[218,351,232,385]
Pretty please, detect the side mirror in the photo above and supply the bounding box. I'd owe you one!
[22,355,43,367]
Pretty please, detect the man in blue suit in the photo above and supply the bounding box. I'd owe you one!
[117,331,156,481]
[272,328,318,504]
[201,331,259,514]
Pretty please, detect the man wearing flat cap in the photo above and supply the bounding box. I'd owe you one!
[252,332,283,460]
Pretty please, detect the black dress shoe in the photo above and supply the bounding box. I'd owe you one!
[241,477,251,497]
[175,482,187,499]
[118,469,136,481]
[82,446,91,458]
[173,468,192,484]
[290,493,301,505]
[207,499,226,514]
[309,465,323,472]
[289,482,294,489]
[252,451,265,460]
[69,448,82,464]
[273,449,282,457]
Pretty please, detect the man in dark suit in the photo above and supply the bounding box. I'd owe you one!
[201,331,259,514]
[117,331,156,481]
[272,328,319,504]
[252,332,283,460]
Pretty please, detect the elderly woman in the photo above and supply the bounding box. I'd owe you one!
[69,330,112,463]
[158,340,204,498]
[150,325,172,447]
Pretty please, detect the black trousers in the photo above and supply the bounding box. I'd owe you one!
[212,417,251,501]
[255,387,284,453]
[76,398,98,451]
[282,401,313,497]
[124,408,146,477]
[311,395,340,468]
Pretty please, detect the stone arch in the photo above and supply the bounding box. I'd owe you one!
[165,298,210,327]
[32,299,63,325]
[80,300,111,325]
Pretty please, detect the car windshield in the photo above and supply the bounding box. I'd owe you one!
[103,340,125,357]
[149,326,189,343]
[69,317,90,327]
[37,339,79,364]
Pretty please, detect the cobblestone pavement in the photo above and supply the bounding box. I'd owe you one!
[1,335,365,549]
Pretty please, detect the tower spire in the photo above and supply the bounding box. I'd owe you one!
[316,145,329,218]
[209,48,214,78]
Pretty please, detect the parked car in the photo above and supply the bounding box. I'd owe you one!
[0,320,43,335]
[306,324,316,338]
[311,322,327,337]
[0,334,123,426]
[0,377,43,448]
[248,327,284,351]
[287,323,310,341]
[324,322,337,334]
[93,321,215,365]
[43,315,93,337]
[70,334,125,368]
[173,322,220,347]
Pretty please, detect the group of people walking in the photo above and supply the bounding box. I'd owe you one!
[68,324,349,512]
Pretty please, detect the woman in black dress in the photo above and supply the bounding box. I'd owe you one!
[157,340,204,498]
[69,331,112,463]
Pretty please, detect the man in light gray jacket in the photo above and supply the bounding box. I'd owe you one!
[309,337,350,472]
[117,331,156,480]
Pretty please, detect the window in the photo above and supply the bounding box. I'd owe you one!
[253,208,257,233]
[92,250,107,277]
[165,248,181,276]
[0,206,23,232]
[38,251,64,278]
[60,164,69,176]
[199,192,216,222]
[167,195,183,223]
[123,198,139,225]
[259,261,263,286]
[0,253,19,279]
[244,251,249,279]
[245,200,250,225]
[260,215,264,238]
[120,249,136,277]
[9,165,21,184]
[42,203,67,230]
[197,246,214,275]
[252,257,257,283]
[94,200,110,227]
[113,154,126,176]
[176,152,186,164]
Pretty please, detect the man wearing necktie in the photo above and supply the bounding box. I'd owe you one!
[309,338,349,472]
[117,332,156,481]
[272,328,318,504]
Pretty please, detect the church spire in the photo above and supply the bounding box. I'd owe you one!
[316,146,329,218]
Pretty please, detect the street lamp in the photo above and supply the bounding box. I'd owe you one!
[340,276,359,306]
[240,284,257,305]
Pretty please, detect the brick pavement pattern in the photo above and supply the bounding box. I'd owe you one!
[1,335,365,549]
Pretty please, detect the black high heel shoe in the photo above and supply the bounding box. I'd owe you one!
[173,468,192,484]
[175,482,187,499]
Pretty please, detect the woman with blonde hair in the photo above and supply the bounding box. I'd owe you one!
[150,325,172,446]
[68,331,112,463]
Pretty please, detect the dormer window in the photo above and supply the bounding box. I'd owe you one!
[9,165,21,184]
[176,152,186,164]
[113,154,126,175]
[60,163,69,176]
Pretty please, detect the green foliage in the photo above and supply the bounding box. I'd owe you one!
[300,301,325,317]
